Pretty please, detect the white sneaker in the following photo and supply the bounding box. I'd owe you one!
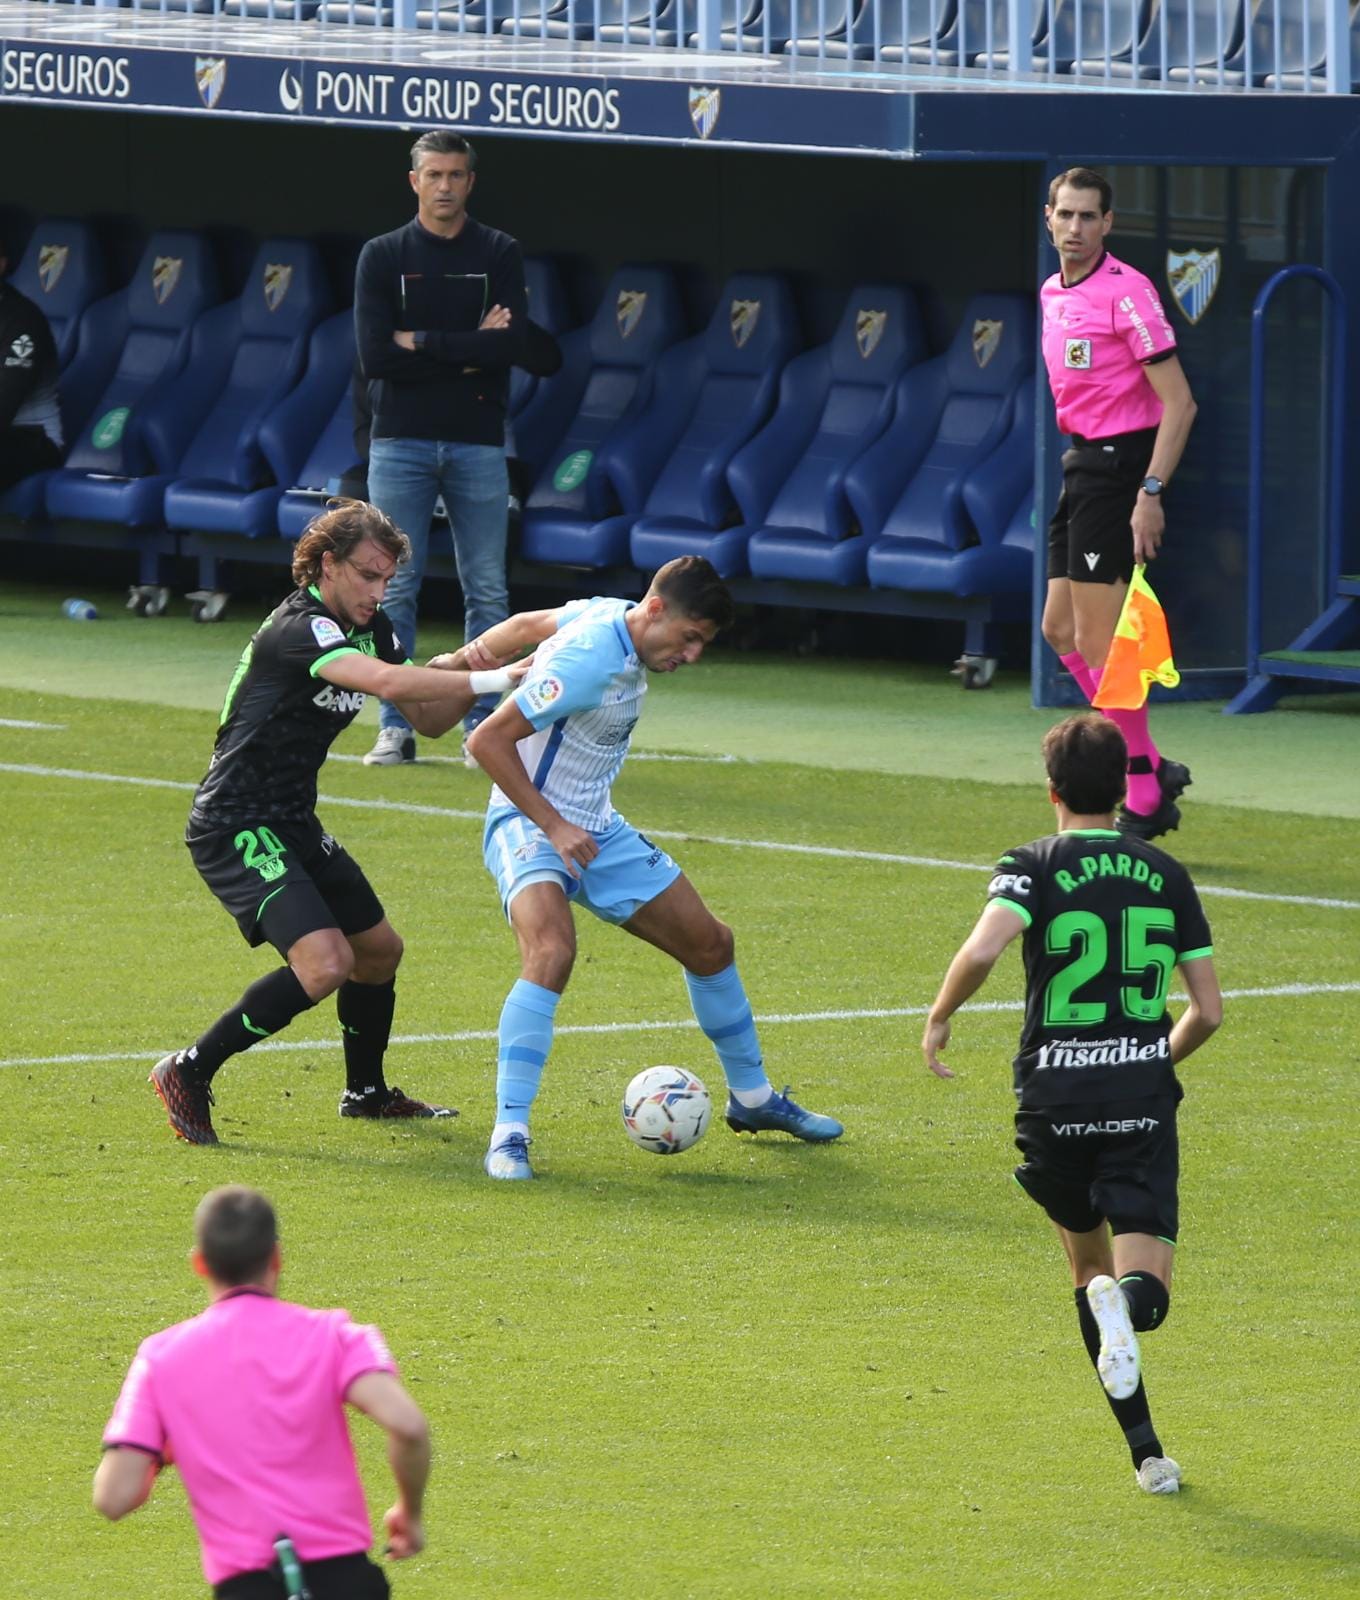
[1086,1274,1141,1399]
[1136,1455,1182,1494]
[363,728,415,766]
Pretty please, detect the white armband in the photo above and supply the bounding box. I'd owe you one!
[469,668,514,696]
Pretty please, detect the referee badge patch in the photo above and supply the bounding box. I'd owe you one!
[1064,338,1092,370]
[522,675,564,715]
[311,616,346,649]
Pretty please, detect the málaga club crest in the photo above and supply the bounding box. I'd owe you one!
[1167,248,1221,325]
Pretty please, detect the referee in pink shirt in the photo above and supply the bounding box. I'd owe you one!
[1039,167,1198,840]
[94,1187,430,1598]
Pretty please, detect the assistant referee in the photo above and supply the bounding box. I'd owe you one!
[1038,168,1198,841]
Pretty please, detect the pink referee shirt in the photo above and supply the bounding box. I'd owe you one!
[102,1288,397,1587]
[1040,251,1177,440]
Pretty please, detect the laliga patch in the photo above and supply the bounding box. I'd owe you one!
[522,675,564,715]
[311,616,346,649]
[1064,338,1092,370]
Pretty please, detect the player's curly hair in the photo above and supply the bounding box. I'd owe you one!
[291,498,410,589]
[647,555,735,631]
[195,1186,278,1287]
[1043,713,1127,815]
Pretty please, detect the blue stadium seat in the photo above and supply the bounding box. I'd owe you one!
[518,267,686,566]
[1094,0,1248,77]
[621,276,801,575]
[733,285,927,586]
[0,219,109,520]
[690,0,856,52]
[276,318,365,542]
[501,0,635,39]
[865,374,1036,598]
[9,220,107,369]
[45,232,221,526]
[1176,0,1328,84]
[224,0,323,15]
[795,0,955,59]
[523,272,797,571]
[907,0,1043,65]
[506,256,574,478]
[856,294,1035,594]
[158,241,333,538]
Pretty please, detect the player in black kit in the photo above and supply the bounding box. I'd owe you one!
[922,714,1222,1495]
[151,499,525,1147]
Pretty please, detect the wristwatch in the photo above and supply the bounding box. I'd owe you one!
[1141,475,1165,497]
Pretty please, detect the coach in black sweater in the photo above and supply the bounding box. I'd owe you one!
[355,130,528,767]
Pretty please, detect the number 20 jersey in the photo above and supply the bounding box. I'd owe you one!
[986,828,1213,1109]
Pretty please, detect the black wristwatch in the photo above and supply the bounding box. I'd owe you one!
[1141,475,1165,497]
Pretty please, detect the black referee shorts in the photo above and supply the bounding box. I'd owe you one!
[187,816,385,958]
[1013,1094,1180,1243]
[215,1551,390,1599]
[1047,427,1156,586]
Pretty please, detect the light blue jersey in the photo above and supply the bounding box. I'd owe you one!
[488,597,645,833]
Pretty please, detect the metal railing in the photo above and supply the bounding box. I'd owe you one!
[13,0,1357,92]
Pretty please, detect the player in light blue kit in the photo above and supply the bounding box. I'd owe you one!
[465,556,844,1180]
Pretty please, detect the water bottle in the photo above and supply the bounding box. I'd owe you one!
[62,598,98,621]
[273,1537,313,1600]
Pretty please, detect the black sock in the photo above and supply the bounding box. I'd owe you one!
[185,968,316,1085]
[337,978,396,1097]
[1119,1271,1171,1331]
[1074,1287,1163,1468]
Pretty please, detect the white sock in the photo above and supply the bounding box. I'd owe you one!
[490,1120,530,1145]
[729,1084,774,1109]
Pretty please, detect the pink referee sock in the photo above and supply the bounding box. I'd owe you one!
[1060,651,1161,815]
[1059,650,1100,704]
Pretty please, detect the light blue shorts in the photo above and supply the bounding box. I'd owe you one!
[483,809,682,925]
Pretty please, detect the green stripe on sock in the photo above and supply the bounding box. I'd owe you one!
[241,1014,270,1038]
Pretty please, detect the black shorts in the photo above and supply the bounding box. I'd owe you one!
[187,817,385,957]
[1013,1094,1180,1242]
[215,1551,390,1599]
[1046,428,1157,586]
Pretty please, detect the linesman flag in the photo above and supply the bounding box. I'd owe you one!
[1093,564,1180,710]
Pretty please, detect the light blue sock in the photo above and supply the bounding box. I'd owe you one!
[495,979,560,1127]
[684,964,771,1101]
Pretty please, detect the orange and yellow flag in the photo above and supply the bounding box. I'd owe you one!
[1093,565,1180,710]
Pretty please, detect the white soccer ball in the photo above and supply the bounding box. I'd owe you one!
[621,1066,712,1156]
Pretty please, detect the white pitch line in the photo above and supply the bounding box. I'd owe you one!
[0,718,65,730]
[327,751,740,766]
[3,981,1357,1073]
[2,761,1358,912]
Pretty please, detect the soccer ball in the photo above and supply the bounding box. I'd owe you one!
[621,1066,712,1156]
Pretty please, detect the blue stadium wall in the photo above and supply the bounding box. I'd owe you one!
[3,37,1359,701]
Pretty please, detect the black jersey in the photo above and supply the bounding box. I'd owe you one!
[187,586,405,834]
[986,828,1213,1109]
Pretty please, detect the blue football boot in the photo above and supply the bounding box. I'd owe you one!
[724,1087,843,1142]
[484,1131,534,1180]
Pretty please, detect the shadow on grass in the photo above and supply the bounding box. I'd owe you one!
[1174,1488,1360,1574]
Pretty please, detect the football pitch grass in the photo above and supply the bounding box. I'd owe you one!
[2,581,1358,1599]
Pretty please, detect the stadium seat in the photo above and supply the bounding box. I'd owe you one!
[517,266,686,566]
[224,0,323,15]
[500,0,636,39]
[619,276,801,575]
[864,374,1037,599]
[1093,0,1248,78]
[690,0,856,53]
[906,0,1045,66]
[44,231,221,527]
[856,294,1035,594]
[792,0,954,59]
[156,241,334,538]
[516,273,799,572]
[0,219,110,521]
[506,256,575,480]
[276,321,365,542]
[731,284,926,586]
[9,220,106,369]
[1174,0,1330,85]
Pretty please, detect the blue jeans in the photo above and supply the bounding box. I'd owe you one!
[367,436,510,735]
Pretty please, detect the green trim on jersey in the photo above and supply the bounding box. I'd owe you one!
[992,897,1033,927]
[1178,945,1214,963]
[309,645,362,678]
[219,616,274,726]
[1065,828,1121,838]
